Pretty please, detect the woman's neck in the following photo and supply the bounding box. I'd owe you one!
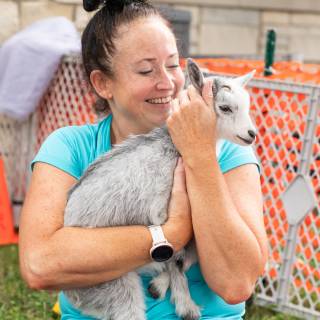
[110,116,151,145]
[110,120,127,145]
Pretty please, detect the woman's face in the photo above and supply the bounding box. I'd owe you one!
[107,17,185,133]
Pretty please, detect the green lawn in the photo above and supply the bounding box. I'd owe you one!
[0,245,57,319]
[0,244,301,320]
[244,303,301,320]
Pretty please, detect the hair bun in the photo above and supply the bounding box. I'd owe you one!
[83,0,102,12]
[83,0,148,12]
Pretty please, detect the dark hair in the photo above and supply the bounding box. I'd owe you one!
[82,0,165,115]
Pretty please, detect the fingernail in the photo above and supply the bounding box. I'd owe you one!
[207,80,214,97]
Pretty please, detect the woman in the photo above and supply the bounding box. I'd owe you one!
[19,0,268,319]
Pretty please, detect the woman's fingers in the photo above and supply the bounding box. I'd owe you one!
[170,98,179,114]
[178,90,190,106]
[166,156,193,249]
[187,79,214,108]
[202,79,214,107]
[171,158,187,193]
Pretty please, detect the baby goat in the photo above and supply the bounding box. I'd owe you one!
[63,59,256,320]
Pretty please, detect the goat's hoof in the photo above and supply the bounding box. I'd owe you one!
[182,314,200,320]
[148,284,160,299]
[180,305,201,320]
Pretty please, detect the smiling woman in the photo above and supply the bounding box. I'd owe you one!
[18,0,268,319]
[90,18,184,138]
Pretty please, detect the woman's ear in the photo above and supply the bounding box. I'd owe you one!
[90,70,113,100]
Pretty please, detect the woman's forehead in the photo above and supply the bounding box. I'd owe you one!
[114,17,178,62]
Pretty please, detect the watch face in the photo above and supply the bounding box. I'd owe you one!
[151,244,174,262]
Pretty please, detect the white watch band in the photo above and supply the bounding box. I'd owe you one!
[148,225,167,244]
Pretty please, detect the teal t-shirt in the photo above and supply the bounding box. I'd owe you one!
[32,114,259,320]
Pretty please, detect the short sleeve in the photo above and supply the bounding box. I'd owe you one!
[31,127,82,179]
[218,140,260,174]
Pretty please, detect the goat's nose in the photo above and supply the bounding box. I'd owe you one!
[248,130,256,139]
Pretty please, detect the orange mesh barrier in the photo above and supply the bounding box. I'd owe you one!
[180,58,320,85]
[35,56,97,152]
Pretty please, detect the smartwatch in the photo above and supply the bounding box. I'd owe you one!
[148,225,174,262]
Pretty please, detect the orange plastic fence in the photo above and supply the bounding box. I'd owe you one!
[35,58,97,152]
[0,157,18,245]
[181,58,320,85]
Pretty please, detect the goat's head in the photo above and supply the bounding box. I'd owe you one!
[187,58,256,146]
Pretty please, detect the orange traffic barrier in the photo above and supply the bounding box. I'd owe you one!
[0,157,18,245]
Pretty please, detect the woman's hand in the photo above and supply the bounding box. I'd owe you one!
[163,157,192,251]
[167,79,217,163]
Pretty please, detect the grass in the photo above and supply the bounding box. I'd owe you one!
[0,245,57,319]
[0,244,301,320]
[244,298,301,320]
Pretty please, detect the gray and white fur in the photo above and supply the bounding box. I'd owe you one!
[63,59,256,320]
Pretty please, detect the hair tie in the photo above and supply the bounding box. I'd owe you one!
[83,0,148,12]
[83,0,102,12]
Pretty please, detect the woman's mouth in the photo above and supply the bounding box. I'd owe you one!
[146,96,172,104]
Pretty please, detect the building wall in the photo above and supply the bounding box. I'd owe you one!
[1,0,320,62]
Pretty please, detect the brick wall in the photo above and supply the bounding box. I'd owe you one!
[1,0,320,62]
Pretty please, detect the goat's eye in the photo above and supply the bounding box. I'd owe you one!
[167,65,179,69]
[219,105,233,113]
[222,85,231,91]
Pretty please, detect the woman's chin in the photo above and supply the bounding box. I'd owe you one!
[146,101,172,113]
[140,103,172,130]
[148,106,171,121]
[146,115,169,130]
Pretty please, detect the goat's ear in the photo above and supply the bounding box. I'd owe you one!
[186,58,204,94]
[234,70,256,87]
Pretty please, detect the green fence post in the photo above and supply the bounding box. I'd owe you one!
[264,29,276,76]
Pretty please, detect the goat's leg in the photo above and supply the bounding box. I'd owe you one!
[147,248,187,300]
[148,270,170,299]
[183,240,198,271]
[168,253,201,320]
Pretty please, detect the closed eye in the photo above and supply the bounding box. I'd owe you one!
[139,65,179,75]
[139,70,152,75]
[219,105,233,113]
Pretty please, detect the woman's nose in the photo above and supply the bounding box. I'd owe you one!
[156,70,174,90]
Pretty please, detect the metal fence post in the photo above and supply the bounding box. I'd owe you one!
[277,88,320,312]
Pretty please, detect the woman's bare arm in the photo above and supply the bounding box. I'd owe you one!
[19,161,192,290]
[185,159,268,304]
